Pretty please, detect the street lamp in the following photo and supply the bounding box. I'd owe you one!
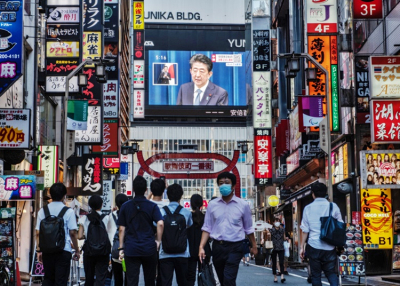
[305,68,318,82]
[237,140,252,154]
[78,73,88,86]
[278,53,332,201]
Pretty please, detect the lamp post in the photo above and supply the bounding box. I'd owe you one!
[278,53,332,201]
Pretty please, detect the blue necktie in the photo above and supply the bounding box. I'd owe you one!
[194,89,202,105]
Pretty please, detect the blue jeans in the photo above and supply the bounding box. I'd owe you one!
[306,244,338,286]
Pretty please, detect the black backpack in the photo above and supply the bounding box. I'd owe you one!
[39,206,69,253]
[111,213,120,260]
[84,213,111,256]
[162,205,187,254]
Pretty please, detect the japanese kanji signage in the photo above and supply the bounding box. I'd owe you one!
[371,100,400,143]
[83,0,103,31]
[46,76,79,93]
[0,175,36,201]
[133,1,145,30]
[306,0,338,33]
[83,32,102,62]
[0,109,30,148]
[120,154,133,195]
[253,30,270,72]
[93,119,118,156]
[253,72,271,128]
[134,30,144,60]
[104,4,119,41]
[101,180,112,213]
[47,24,80,40]
[82,154,103,195]
[355,57,370,124]
[46,59,79,76]
[46,42,79,57]
[75,105,102,144]
[369,56,400,98]
[308,35,340,132]
[286,149,300,175]
[133,61,145,88]
[254,129,272,186]
[103,157,119,169]
[103,80,119,118]
[360,150,400,189]
[77,68,102,104]
[354,0,383,19]
[37,146,58,188]
[47,7,80,23]
[163,161,214,172]
[361,188,392,249]
[0,0,23,95]
[289,106,302,153]
[133,90,145,118]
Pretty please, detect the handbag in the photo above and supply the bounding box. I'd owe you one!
[242,238,251,254]
[320,202,346,247]
[264,240,273,249]
[198,263,216,286]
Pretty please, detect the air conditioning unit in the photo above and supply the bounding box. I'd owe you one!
[178,144,198,153]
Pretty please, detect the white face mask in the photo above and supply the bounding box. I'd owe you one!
[274,222,281,228]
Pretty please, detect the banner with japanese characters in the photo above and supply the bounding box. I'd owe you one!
[306,0,338,33]
[101,180,112,214]
[47,7,80,23]
[254,129,272,186]
[47,24,80,41]
[361,188,392,249]
[37,146,59,188]
[133,90,145,118]
[82,154,103,196]
[0,109,30,148]
[77,68,102,104]
[75,105,103,144]
[253,30,270,72]
[46,41,80,58]
[253,72,271,128]
[355,56,370,124]
[133,60,145,88]
[46,59,79,76]
[67,100,88,130]
[370,56,400,98]
[103,80,119,118]
[82,32,102,63]
[92,119,118,156]
[0,0,23,95]
[83,0,103,31]
[0,175,36,201]
[371,100,400,143]
[133,1,145,29]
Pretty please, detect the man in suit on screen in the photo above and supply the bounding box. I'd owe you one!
[158,65,171,84]
[176,54,228,106]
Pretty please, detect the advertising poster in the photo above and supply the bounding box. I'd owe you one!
[306,0,338,33]
[101,180,112,214]
[46,59,79,76]
[361,188,392,249]
[253,72,271,128]
[83,0,103,31]
[371,100,400,143]
[46,41,79,57]
[75,106,102,144]
[133,61,145,88]
[103,80,119,118]
[289,106,302,152]
[82,154,103,196]
[355,56,370,124]
[105,3,119,41]
[82,32,102,62]
[0,217,15,283]
[133,1,145,30]
[0,175,36,200]
[93,119,118,156]
[298,96,324,127]
[393,245,400,270]
[286,149,300,175]
[339,224,365,276]
[253,30,270,72]
[47,24,80,40]
[361,151,400,188]
[133,90,145,118]
[331,143,350,184]
[37,146,59,188]
[254,129,272,186]
[370,56,400,98]
[134,30,144,60]
[47,7,80,23]
[67,100,88,131]
[46,76,79,93]
[0,0,23,95]
[0,109,30,149]
[0,76,23,109]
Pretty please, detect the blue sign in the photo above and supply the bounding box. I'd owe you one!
[0,175,36,200]
[0,0,23,95]
[241,188,247,199]
[119,162,128,180]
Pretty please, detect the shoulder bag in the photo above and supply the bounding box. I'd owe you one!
[320,202,346,247]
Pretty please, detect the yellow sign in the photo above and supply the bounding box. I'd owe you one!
[46,42,79,57]
[361,188,392,249]
[133,1,144,30]
[268,195,279,207]
[83,32,102,63]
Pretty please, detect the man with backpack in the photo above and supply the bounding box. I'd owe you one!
[35,183,80,286]
[78,195,111,286]
[118,176,164,286]
[159,183,193,286]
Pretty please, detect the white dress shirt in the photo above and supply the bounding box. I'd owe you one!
[300,198,343,251]
[193,81,209,105]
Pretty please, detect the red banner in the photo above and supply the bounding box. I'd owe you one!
[354,0,383,19]
[254,129,272,186]
[93,120,118,155]
[371,100,400,143]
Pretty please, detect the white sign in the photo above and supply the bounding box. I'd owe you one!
[319,117,329,154]
[133,90,145,118]
[47,0,79,5]
[0,109,30,149]
[144,0,245,25]
[46,76,79,93]
[47,7,80,23]
[370,56,400,98]
[306,0,338,33]
[104,80,119,118]
[212,54,242,64]
[253,71,272,128]
[37,146,58,188]
[133,61,145,89]
[120,154,133,196]
[102,180,113,212]
[66,131,75,159]
[75,106,102,143]
[0,76,23,108]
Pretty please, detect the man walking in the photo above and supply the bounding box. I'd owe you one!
[199,172,257,286]
[300,182,343,286]
[159,183,192,285]
[118,176,164,286]
[36,183,80,286]
[149,178,168,209]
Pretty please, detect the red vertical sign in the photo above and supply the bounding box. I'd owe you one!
[254,129,273,185]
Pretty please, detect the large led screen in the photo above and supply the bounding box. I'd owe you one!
[148,51,246,107]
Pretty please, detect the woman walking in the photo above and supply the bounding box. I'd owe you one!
[269,218,286,283]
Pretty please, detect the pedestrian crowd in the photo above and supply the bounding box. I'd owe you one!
[35,175,343,286]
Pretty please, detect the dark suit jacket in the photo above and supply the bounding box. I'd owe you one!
[158,72,171,84]
[176,81,228,105]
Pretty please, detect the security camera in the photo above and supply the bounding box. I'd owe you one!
[333,174,337,178]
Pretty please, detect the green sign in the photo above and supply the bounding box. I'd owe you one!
[67,100,88,131]
[331,65,339,132]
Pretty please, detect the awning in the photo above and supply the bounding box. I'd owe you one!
[283,158,323,188]
[283,180,319,206]
[274,203,291,214]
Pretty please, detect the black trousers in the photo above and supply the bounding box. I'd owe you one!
[212,241,243,286]
[187,256,201,286]
[83,254,109,286]
[307,244,338,286]
[159,257,188,286]
[271,249,284,275]
[112,260,125,286]
[42,251,72,286]
[125,253,157,286]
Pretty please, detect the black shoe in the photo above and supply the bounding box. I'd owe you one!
[281,278,286,283]
[307,276,312,283]
[274,280,278,283]
[277,272,281,275]
[284,271,289,275]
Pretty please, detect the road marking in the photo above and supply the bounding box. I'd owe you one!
[248,264,329,285]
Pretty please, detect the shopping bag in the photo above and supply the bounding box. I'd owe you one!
[264,241,273,249]
[198,262,216,286]
[320,203,346,247]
